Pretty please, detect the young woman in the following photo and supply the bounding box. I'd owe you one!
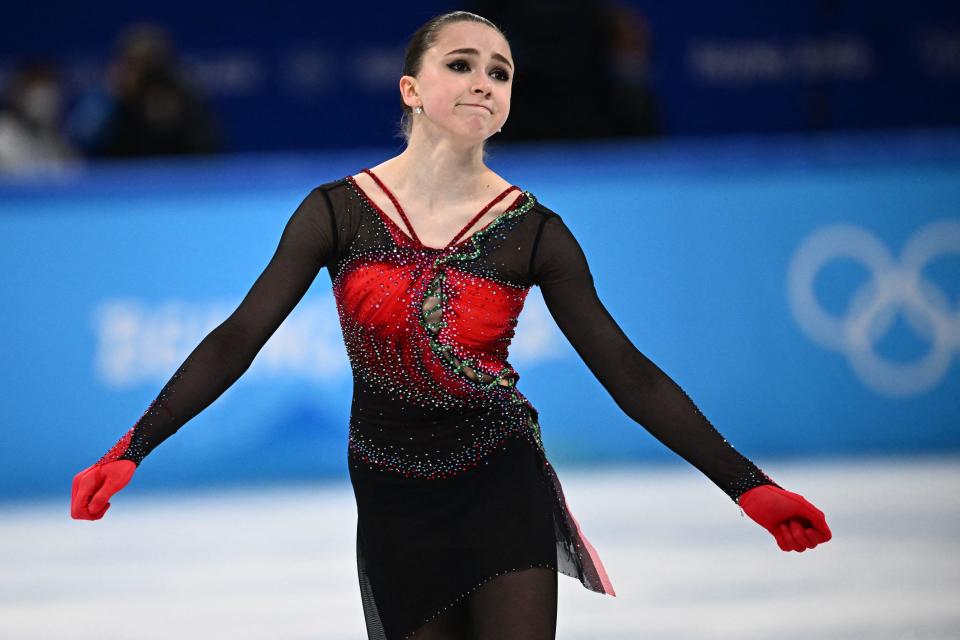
[71,11,832,640]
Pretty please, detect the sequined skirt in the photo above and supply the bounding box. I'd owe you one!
[346,389,616,640]
[350,428,557,639]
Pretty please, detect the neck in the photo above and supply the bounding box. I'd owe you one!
[378,127,493,205]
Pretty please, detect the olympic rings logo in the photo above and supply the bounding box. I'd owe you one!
[787,221,960,398]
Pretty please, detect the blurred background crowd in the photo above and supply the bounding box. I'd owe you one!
[0,23,220,171]
[2,1,956,173]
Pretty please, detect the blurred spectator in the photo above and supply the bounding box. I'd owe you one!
[467,0,662,141]
[70,23,222,158]
[604,3,662,137]
[467,0,612,141]
[0,62,79,172]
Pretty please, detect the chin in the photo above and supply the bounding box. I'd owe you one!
[447,127,491,144]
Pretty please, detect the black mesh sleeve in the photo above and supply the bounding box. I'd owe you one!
[96,187,337,466]
[529,212,780,503]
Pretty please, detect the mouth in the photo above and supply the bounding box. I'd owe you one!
[459,104,492,113]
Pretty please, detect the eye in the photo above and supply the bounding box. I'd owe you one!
[447,60,511,82]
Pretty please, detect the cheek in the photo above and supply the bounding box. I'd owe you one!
[428,85,464,111]
[498,89,512,116]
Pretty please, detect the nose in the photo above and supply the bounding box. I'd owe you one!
[472,84,491,99]
[472,75,492,95]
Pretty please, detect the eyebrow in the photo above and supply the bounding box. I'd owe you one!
[444,48,513,70]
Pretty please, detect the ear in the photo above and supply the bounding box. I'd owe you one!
[399,75,419,109]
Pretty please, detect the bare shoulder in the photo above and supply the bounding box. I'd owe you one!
[349,158,401,193]
[484,169,517,191]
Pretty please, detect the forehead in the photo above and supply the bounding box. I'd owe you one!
[430,21,511,60]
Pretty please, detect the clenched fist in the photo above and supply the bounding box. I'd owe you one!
[71,460,136,520]
[738,484,832,552]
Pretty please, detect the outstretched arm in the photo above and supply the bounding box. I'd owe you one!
[73,187,338,520]
[531,213,776,502]
[529,213,830,550]
[96,187,338,467]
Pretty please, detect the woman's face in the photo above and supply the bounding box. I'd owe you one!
[403,21,514,143]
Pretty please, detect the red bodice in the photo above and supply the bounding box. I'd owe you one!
[335,170,534,409]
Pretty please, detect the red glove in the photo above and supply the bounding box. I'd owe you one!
[738,484,832,552]
[71,460,136,520]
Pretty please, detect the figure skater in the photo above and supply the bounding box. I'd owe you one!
[72,11,832,640]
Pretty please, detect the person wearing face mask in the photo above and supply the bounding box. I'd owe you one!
[71,11,832,640]
[0,62,79,172]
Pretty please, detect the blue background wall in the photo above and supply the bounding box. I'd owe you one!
[2,130,958,502]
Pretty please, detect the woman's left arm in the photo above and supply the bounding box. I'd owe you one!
[529,212,831,551]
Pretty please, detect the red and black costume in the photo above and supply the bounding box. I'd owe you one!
[96,171,781,639]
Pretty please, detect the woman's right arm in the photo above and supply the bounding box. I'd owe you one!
[71,187,337,519]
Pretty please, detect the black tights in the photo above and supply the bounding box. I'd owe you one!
[409,567,558,639]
